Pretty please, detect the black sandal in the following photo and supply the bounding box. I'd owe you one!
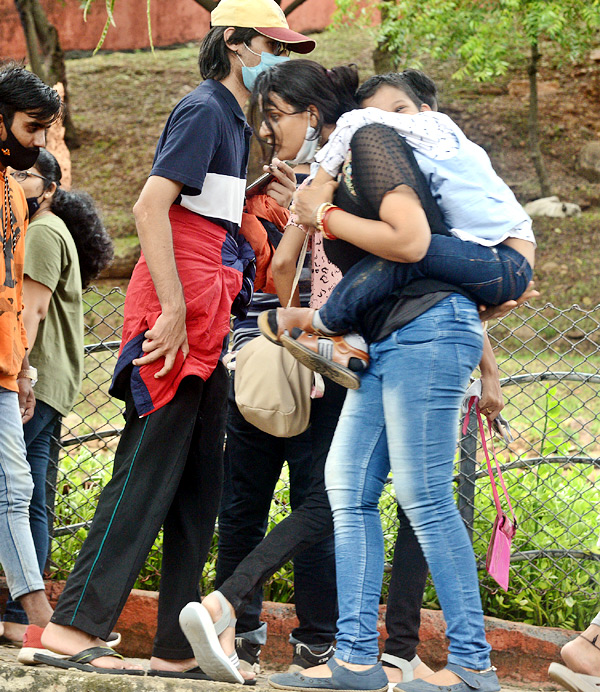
[34,646,145,675]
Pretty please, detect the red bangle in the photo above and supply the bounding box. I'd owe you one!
[322,205,339,240]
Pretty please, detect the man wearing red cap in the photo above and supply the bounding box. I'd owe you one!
[40,0,315,677]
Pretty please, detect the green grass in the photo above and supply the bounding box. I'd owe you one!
[68,44,202,239]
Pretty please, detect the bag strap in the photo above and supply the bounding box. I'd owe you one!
[286,234,310,309]
[463,397,515,523]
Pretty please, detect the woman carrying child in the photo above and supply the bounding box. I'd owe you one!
[263,71,534,390]
[180,61,438,686]
[261,67,533,692]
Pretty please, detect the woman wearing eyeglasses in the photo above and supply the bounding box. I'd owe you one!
[2,150,113,644]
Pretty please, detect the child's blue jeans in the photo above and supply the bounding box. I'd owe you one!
[319,235,532,333]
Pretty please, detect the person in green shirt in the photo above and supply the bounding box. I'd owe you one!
[3,149,113,642]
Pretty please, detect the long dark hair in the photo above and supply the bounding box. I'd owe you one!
[249,60,360,161]
[35,149,113,288]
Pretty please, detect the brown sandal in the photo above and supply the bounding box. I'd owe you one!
[281,330,368,390]
[258,308,316,345]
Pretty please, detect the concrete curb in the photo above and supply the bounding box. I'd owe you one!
[0,663,218,692]
[0,657,262,692]
[259,603,575,685]
[0,581,575,686]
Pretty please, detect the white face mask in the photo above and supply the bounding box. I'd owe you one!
[288,112,320,166]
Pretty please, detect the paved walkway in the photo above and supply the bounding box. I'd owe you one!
[0,642,555,692]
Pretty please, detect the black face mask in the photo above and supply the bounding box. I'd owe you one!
[26,195,42,219]
[0,122,40,170]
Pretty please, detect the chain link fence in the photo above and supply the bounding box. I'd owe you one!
[44,288,599,626]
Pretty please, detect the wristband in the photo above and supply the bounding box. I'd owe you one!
[283,220,309,235]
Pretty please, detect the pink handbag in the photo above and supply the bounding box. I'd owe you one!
[463,396,517,591]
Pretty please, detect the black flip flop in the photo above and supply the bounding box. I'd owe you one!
[148,667,257,685]
[34,646,145,675]
[148,666,210,680]
[0,634,20,647]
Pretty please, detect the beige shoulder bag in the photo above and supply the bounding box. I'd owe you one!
[234,235,313,437]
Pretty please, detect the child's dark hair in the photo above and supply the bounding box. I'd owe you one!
[249,60,359,161]
[0,61,63,127]
[356,69,438,110]
[35,149,113,288]
[198,26,260,81]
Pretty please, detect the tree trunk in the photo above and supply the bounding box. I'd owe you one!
[527,40,551,197]
[372,41,396,73]
[372,0,398,73]
[14,0,79,148]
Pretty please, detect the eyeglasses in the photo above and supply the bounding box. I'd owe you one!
[10,170,49,183]
[272,42,289,57]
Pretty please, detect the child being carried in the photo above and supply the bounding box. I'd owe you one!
[259,70,535,389]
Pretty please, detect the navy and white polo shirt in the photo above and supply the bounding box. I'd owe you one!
[150,79,253,239]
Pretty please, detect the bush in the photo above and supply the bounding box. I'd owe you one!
[49,449,599,629]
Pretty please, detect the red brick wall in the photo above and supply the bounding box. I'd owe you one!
[0,0,335,60]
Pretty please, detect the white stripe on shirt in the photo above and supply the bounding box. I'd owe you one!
[179,172,246,225]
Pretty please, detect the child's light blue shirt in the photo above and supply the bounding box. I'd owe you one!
[315,109,534,247]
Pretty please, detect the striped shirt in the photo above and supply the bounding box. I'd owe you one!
[151,79,252,239]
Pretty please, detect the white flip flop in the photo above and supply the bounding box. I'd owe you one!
[549,662,600,692]
[180,593,244,684]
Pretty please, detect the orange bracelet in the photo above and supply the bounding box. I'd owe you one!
[322,205,340,240]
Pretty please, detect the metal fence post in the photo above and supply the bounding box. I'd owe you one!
[457,412,478,542]
[44,416,62,572]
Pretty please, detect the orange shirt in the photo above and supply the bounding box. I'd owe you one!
[0,172,28,392]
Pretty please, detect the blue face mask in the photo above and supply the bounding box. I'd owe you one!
[238,44,290,91]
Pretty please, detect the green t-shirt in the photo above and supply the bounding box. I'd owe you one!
[24,214,83,416]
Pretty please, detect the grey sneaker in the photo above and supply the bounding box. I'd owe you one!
[288,642,336,673]
[271,659,388,691]
[236,637,261,674]
[394,664,500,692]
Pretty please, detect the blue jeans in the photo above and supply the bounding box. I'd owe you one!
[3,400,60,624]
[324,296,491,669]
[319,235,532,333]
[0,387,45,602]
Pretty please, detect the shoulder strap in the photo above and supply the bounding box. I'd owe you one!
[286,234,309,309]
[463,396,515,523]
[476,403,515,523]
